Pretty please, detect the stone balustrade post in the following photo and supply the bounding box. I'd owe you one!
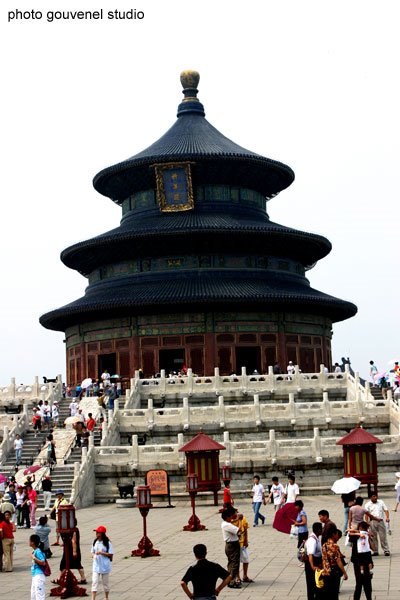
[108,409,114,423]
[74,461,80,477]
[218,395,225,428]
[177,433,185,468]
[89,435,94,449]
[253,394,261,426]
[160,370,166,394]
[241,367,248,394]
[114,398,119,413]
[313,427,322,460]
[223,431,231,465]
[182,397,190,430]
[23,403,29,416]
[322,391,331,421]
[267,366,275,390]
[11,377,16,399]
[131,434,139,468]
[147,398,155,430]
[33,376,39,397]
[269,429,277,462]
[288,393,296,420]
[214,367,220,393]
[82,446,88,460]
[134,370,140,379]
[187,369,193,395]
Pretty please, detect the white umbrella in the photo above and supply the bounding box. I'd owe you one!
[331,477,361,495]
[81,377,92,389]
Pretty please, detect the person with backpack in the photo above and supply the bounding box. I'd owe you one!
[30,534,47,600]
[91,525,113,600]
[304,522,323,600]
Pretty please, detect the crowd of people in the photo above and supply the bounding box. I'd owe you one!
[178,472,398,600]
[0,475,113,600]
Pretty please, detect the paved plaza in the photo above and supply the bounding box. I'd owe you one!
[2,493,400,599]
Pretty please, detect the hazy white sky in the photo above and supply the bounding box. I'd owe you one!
[1,0,398,383]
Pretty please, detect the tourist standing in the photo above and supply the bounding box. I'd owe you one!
[251,475,266,526]
[0,510,15,571]
[304,522,323,600]
[34,515,52,558]
[347,521,373,600]
[221,507,242,588]
[267,476,285,510]
[51,401,59,428]
[364,493,390,556]
[30,534,46,600]
[292,500,308,547]
[232,508,252,583]
[181,543,231,599]
[27,483,38,527]
[287,361,295,376]
[91,525,114,600]
[318,510,336,543]
[51,490,67,546]
[341,490,356,532]
[41,475,53,511]
[69,399,79,417]
[14,434,23,466]
[284,474,300,503]
[322,527,348,599]
[0,493,16,521]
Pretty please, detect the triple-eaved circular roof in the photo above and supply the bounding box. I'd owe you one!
[93,74,294,201]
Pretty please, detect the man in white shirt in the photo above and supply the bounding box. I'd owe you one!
[304,522,323,600]
[69,399,79,417]
[267,476,285,510]
[251,475,266,526]
[14,434,23,466]
[221,507,242,588]
[284,474,300,503]
[365,493,390,556]
[287,361,295,376]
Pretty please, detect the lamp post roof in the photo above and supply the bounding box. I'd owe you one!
[336,425,383,446]
[179,431,226,453]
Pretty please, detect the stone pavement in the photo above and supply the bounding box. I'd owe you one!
[2,493,400,599]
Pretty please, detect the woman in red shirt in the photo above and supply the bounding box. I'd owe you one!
[0,511,16,572]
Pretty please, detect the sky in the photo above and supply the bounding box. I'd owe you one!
[1,0,398,383]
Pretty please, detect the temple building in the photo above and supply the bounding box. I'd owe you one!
[40,71,357,384]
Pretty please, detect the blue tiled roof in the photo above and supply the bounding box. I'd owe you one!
[39,270,357,331]
[61,213,331,275]
[93,114,294,201]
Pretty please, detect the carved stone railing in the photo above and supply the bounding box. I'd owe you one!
[0,407,29,465]
[69,437,95,508]
[94,426,400,472]
[0,375,63,407]
[99,399,121,447]
[118,391,390,434]
[124,366,349,407]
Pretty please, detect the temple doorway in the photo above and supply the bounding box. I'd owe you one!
[235,346,261,374]
[98,353,117,379]
[159,348,185,374]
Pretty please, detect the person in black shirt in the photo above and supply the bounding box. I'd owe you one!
[181,544,231,600]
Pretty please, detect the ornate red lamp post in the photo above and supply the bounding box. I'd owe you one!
[131,485,160,557]
[50,505,87,598]
[183,473,206,531]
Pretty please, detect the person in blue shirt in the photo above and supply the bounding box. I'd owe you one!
[30,534,46,600]
[91,525,113,600]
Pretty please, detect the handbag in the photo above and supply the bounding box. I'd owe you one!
[41,559,51,577]
[50,508,56,520]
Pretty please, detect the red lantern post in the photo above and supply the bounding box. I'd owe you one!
[131,485,160,557]
[50,505,87,598]
[183,473,206,531]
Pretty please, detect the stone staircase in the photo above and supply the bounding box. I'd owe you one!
[2,429,48,474]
